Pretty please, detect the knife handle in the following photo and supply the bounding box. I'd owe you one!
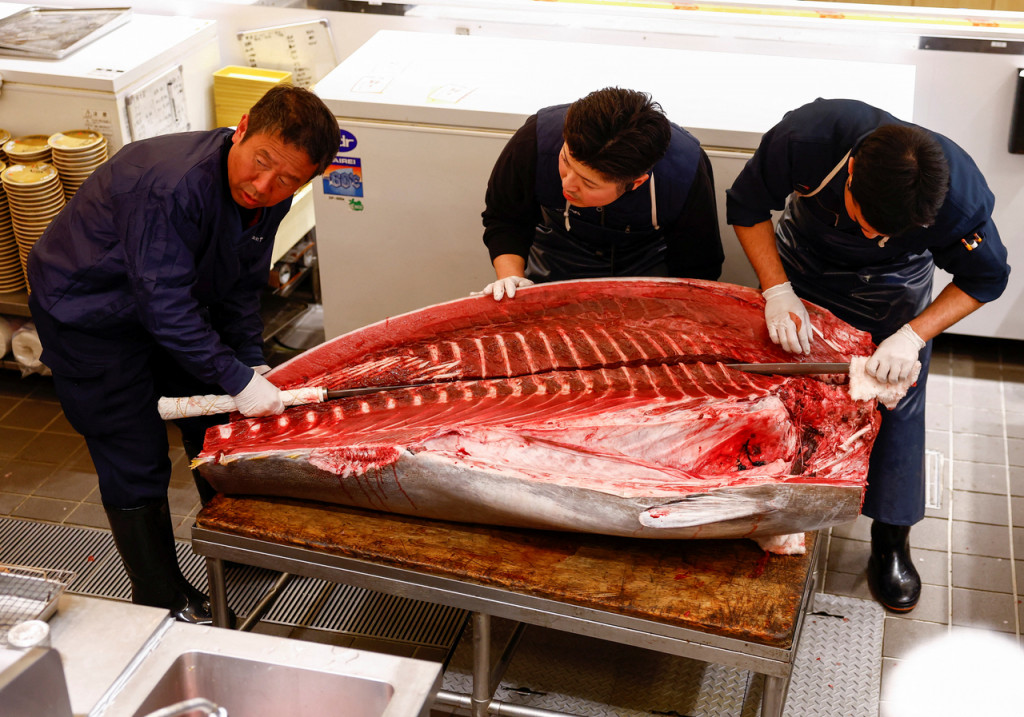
[157,387,326,420]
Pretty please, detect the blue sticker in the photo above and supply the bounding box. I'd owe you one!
[337,128,358,153]
[323,156,363,197]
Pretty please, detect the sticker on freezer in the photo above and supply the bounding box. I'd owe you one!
[337,129,358,152]
[323,157,363,198]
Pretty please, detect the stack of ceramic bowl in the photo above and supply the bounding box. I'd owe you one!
[0,162,65,285]
[0,159,25,293]
[2,135,52,165]
[48,130,108,201]
[0,129,10,163]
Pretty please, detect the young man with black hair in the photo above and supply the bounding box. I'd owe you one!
[478,86,724,299]
[727,98,1011,612]
[27,85,340,624]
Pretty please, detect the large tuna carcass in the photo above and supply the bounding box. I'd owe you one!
[195,278,881,552]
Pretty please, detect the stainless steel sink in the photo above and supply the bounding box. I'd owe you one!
[96,621,441,717]
[131,651,394,717]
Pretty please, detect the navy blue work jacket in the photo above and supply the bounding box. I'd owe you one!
[725,98,1010,304]
[27,129,291,396]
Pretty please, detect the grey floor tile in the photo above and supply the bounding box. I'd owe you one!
[909,547,947,588]
[950,377,1003,408]
[951,490,1014,525]
[1009,412,1024,440]
[952,433,1008,465]
[66,501,112,530]
[1010,437,1023,467]
[925,429,950,453]
[881,617,947,660]
[924,402,950,432]
[0,426,37,459]
[10,495,77,523]
[952,459,1017,495]
[16,431,87,465]
[63,447,97,472]
[45,412,78,435]
[0,491,25,514]
[951,520,1013,559]
[0,459,56,495]
[951,588,1018,634]
[878,657,901,708]
[823,570,871,601]
[33,467,97,502]
[893,584,948,625]
[825,536,869,574]
[952,406,1011,437]
[83,485,103,506]
[167,481,201,516]
[0,396,20,421]
[951,553,1015,593]
[909,517,949,552]
[0,399,62,430]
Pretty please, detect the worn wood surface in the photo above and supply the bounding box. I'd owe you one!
[197,495,817,648]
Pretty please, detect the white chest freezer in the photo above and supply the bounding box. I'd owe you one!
[312,29,916,338]
[0,3,220,154]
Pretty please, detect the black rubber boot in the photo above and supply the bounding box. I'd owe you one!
[868,520,921,613]
[179,429,218,507]
[104,500,219,625]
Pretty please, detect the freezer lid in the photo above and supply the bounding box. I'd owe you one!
[312,30,915,144]
[0,3,215,92]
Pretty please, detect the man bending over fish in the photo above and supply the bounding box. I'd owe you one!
[477,86,724,299]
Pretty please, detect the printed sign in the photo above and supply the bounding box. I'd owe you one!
[323,156,363,197]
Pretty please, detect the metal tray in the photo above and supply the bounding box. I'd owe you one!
[0,564,75,646]
[0,6,132,60]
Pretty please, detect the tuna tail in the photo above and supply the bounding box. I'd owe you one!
[639,492,770,529]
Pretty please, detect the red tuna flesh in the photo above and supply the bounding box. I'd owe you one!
[196,278,880,543]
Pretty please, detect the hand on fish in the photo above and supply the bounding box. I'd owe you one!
[762,281,812,355]
[473,276,534,301]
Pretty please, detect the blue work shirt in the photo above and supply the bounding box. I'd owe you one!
[27,129,291,396]
[726,98,1010,304]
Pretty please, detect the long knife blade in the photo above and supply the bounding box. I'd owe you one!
[725,362,850,375]
[324,383,425,399]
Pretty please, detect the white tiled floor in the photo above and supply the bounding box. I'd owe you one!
[1,331,1022,715]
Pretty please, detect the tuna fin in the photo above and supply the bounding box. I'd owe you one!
[639,493,767,529]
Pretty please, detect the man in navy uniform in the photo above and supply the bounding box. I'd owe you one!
[727,98,1010,612]
[27,85,339,624]
[479,86,724,299]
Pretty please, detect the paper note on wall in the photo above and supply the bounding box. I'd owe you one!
[124,65,190,142]
[238,20,338,89]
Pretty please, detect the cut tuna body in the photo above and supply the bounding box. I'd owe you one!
[196,278,880,544]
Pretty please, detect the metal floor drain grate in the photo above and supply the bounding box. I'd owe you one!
[0,516,463,650]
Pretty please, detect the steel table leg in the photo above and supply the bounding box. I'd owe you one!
[761,674,790,717]
[205,557,231,629]
[471,612,493,717]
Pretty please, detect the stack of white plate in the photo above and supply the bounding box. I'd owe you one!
[2,135,53,165]
[0,129,10,164]
[0,162,65,286]
[49,130,108,201]
[0,160,24,293]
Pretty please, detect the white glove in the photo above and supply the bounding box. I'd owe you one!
[232,370,285,417]
[476,276,534,301]
[251,364,272,376]
[866,323,925,384]
[762,282,812,355]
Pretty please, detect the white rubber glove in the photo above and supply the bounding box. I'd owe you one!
[232,370,285,417]
[866,323,925,384]
[762,281,812,355]
[476,276,534,301]
[251,364,272,376]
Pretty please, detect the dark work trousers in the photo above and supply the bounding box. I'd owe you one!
[30,299,229,509]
